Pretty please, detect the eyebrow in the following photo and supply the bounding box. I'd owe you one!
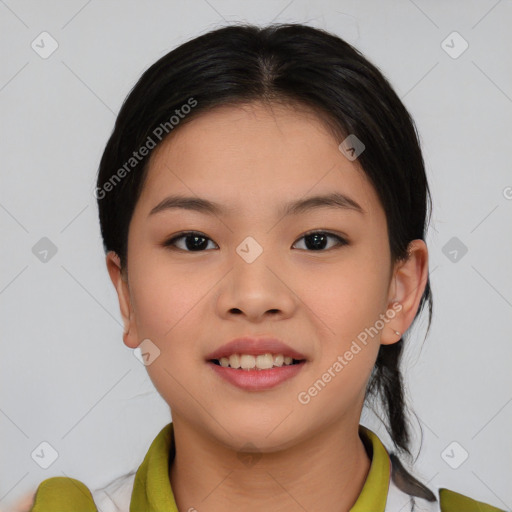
[148,192,365,218]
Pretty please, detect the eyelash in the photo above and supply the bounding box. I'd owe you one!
[163,230,349,252]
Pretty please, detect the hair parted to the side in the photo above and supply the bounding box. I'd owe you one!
[96,21,433,477]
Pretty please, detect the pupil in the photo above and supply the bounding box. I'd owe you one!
[305,233,327,250]
[186,235,208,251]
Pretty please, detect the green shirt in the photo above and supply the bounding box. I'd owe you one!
[30,422,505,511]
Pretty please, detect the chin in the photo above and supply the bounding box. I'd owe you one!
[213,412,304,452]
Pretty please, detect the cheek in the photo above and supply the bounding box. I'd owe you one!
[127,262,209,411]
[128,255,207,340]
[297,270,383,410]
[300,256,389,346]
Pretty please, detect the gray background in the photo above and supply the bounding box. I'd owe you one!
[1,0,511,510]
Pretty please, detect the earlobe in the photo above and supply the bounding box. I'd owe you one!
[105,251,140,349]
[380,302,404,346]
[382,239,429,346]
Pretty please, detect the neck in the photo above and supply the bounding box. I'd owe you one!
[169,415,371,512]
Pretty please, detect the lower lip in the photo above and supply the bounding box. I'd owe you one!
[207,361,306,391]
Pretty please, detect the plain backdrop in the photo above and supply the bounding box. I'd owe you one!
[1,0,511,510]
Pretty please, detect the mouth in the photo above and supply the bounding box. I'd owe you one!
[205,337,308,390]
[209,353,306,370]
[207,354,307,391]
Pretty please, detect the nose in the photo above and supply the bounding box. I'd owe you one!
[215,246,297,323]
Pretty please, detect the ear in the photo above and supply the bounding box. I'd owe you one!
[106,251,141,349]
[381,239,429,346]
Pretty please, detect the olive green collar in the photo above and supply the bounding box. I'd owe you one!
[130,422,390,512]
[352,425,390,512]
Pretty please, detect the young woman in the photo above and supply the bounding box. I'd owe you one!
[27,23,505,512]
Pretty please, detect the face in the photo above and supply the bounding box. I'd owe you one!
[107,101,426,452]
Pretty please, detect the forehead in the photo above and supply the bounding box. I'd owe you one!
[136,101,383,221]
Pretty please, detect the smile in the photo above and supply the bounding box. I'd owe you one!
[207,355,306,391]
[210,353,304,370]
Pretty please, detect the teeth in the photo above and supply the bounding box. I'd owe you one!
[274,354,284,367]
[229,354,241,368]
[214,353,300,370]
[240,354,256,369]
[256,353,274,369]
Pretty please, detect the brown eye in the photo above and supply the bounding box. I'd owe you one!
[163,230,348,253]
[164,231,218,252]
[293,231,348,251]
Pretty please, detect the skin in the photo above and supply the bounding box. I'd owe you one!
[107,100,428,512]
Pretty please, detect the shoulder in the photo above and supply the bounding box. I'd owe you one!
[388,453,506,512]
[29,476,96,511]
[29,473,136,512]
[386,480,506,512]
[438,488,507,512]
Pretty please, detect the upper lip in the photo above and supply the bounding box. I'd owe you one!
[206,337,307,361]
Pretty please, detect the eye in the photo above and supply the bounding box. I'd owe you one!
[163,231,218,252]
[163,230,348,252]
[292,230,348,251]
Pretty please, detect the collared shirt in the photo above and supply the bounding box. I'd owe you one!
[31,423,505,512]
